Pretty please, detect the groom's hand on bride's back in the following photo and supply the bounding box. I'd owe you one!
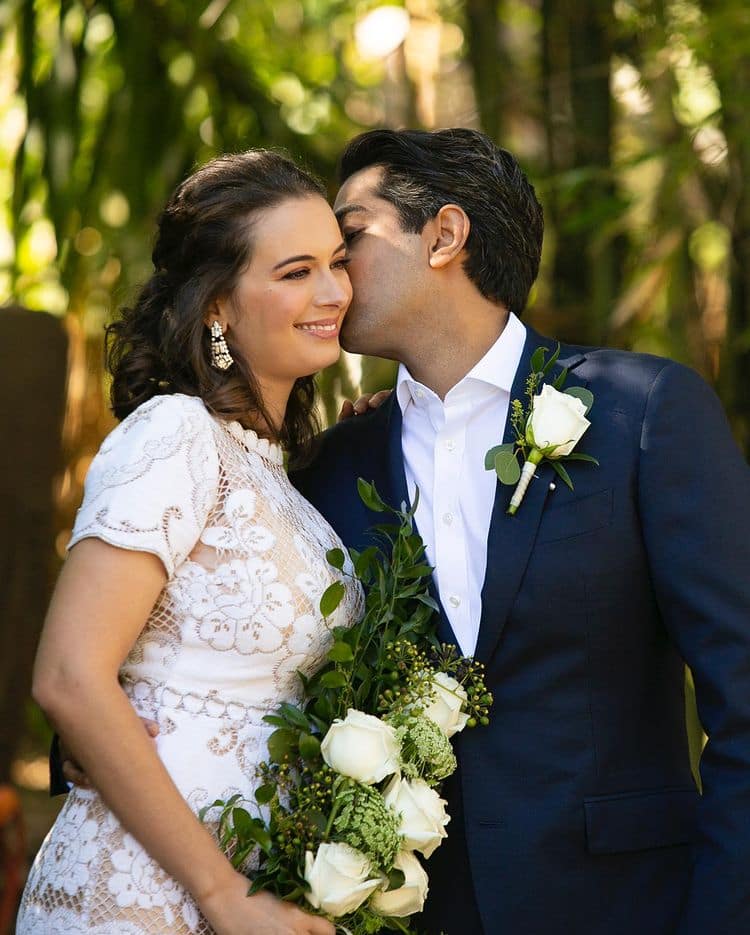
[337,389,391,422]
[60,717,160,789]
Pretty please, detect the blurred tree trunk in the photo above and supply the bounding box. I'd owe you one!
[541,0,623,345]
[701,0,750,456]
[0,310,67,781]
[464,0,509,142]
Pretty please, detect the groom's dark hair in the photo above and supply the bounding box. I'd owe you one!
[339,128,544,316]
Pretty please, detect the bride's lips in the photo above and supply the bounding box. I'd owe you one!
[293,318,341,339]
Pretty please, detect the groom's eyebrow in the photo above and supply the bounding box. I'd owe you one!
[335,204,369,222]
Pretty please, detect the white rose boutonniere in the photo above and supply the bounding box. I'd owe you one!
[485,344,599,515]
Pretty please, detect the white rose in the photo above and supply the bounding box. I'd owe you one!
[321,709,401,784]
[304,842,381,917]
[383,776,450,858]
[371,849,429,918]
[528,383,590,457]
[422,671,470,738]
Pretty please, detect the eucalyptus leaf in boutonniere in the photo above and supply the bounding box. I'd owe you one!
[485,344,599,515]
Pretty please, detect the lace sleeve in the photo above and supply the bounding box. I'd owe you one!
[68,394,219,577]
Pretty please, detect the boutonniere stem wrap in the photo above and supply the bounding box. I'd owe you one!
[485,344,599,515]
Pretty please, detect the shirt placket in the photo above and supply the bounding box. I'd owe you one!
[432,396,470,653]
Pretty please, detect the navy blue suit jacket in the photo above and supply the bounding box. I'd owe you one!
[292,328,750,934]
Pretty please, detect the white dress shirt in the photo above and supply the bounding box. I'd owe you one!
[396,313,527,656]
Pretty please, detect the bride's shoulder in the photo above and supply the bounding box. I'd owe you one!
[90,392,219,492]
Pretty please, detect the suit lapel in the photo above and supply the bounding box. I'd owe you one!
[474,328,587,664]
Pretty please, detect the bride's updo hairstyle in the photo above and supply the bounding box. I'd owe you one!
[105,150,327,462]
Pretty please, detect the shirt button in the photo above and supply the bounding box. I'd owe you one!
[448,595,461,608]
[415,389,425,400]
[442,512,453,525]
[445,439,456,452]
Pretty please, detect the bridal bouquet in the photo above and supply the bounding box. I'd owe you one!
[205,480,492,934]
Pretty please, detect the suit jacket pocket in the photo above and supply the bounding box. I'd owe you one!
[584,785,698,854]
[536,487,613,545]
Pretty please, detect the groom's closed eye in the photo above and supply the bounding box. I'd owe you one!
[343,229,364,244]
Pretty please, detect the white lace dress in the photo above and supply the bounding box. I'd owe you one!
[17,393,363,935]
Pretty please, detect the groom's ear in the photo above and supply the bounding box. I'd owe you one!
[427,203,471,270]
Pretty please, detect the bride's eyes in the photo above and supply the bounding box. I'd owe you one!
[282,257,350,280]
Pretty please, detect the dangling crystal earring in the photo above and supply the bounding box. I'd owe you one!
[209,320,234,371]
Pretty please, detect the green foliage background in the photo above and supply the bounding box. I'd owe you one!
[4,0,749,789]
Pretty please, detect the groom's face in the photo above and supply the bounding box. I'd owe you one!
[334,166,427,358]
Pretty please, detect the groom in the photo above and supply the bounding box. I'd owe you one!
[291,129,750,934]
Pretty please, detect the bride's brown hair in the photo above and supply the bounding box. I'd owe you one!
[105,150,327,464]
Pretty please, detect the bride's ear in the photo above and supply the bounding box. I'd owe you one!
[204,298,230,333]
[427,204,471,270]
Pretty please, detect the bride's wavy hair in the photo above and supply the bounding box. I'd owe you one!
[106,150,327,464]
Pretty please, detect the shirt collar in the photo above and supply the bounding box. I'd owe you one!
[396,312,526,412]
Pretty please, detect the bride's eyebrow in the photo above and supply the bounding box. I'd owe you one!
[272,254,316,270]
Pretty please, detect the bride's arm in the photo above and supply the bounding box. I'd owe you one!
[32,537,332,935]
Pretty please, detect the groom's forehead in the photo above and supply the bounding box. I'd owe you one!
[333,165,385,212]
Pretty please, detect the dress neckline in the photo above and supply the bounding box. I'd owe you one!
[223,420,284,465]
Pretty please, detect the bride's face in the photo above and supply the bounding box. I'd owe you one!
[218,194,352,389]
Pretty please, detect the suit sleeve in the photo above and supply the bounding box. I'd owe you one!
[637,361,750,934]
[49,733,69,796]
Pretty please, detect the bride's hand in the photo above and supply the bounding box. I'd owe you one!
[338,389,391,422]
[200,871,335,935]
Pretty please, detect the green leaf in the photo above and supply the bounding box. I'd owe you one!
[357,477,387,512]
[319,670,348,689]
[306,808,328,832]
[254,783,276,805]
[552,366,569,390]
[542,343,561,374]
[386,868,406,890]
[416,594,440,611]
[495,450,522,485]
[354,546,378,578]
[231,810,273,854]
[484,442,515,470]
[530,346,547,373]
[327,641,354,663]
[262,714,289,728]
[399,563,433,579]
[277,702,310,730]
[298,732,321,760]
[564,386,594,414]
[267,727,298,763]
[550,460,574,491]
[563,452,599,465]
[319,580,346,617]
[326,547,345,570]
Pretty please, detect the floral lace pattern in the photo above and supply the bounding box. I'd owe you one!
[17,394,363,935]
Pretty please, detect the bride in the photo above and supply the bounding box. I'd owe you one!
[16,151,363,935]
